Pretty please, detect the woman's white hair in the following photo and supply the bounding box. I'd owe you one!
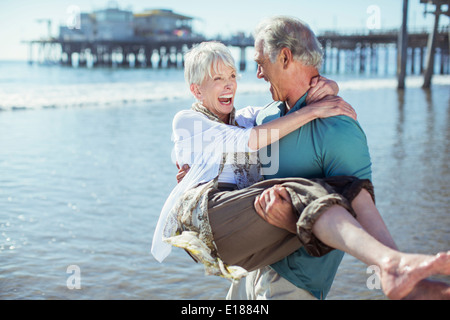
[254,16,323,69]
[184,41,237,86]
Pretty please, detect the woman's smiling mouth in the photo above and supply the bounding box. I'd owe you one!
[218,94,233,105]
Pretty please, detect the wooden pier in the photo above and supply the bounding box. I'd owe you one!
[25,28,449,74]
[23,1,449,91]
[26,35,207,69]
[317,27,449,76]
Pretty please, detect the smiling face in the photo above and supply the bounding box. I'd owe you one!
[254,39,288,102]
[191,61,237,123]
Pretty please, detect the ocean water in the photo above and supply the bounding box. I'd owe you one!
[0,61,449,300]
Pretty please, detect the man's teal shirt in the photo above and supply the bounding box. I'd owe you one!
[255,94,372,299]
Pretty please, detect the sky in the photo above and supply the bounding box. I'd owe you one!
[0,0,448,60]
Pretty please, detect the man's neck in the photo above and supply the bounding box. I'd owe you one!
[284,65,319,111]
[285,90,307,112]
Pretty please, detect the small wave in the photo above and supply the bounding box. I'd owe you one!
[0,80,192,111]
[0,75,448,112]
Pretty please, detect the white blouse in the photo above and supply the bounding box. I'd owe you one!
[151,105,261,262]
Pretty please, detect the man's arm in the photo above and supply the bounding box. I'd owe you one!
[319,117,372,179]
[315,117,398,250]
[316,116,398,249]
[255,116,396,249]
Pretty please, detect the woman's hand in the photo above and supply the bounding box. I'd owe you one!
[176,162,190,183]
[306,75,339,104]
[305,75,356,120]
[306,95,357,121]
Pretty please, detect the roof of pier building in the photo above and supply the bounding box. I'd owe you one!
[134,9,193,20]
[133,9,194,37]
[59,7,196,41]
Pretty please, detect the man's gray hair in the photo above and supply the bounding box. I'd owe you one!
[254,16,323,69]
[184,41,236,86]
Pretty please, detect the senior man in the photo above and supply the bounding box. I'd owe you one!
[226,16,448,300]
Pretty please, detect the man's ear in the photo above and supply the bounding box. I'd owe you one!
[190,83,202,100]
[279,47,293,69]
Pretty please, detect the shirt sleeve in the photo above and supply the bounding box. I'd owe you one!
[317,116,372,180]
[235,106,262,127]
[172,110,255,166]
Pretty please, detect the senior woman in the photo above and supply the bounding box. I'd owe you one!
[152,41,450,300]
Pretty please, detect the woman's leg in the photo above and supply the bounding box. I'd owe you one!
[209,177,372,270]
[337,188,450,300]
[312,204,449,299]
[208,179,303,272]
[351,188,397,250]
[320,176,398,249]
[255,184,450,300]
[208,177,356,270]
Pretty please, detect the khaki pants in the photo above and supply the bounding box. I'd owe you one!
[226,266,318,300]
[208,176,374,272]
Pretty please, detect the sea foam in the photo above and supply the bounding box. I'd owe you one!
[0,75,448,111]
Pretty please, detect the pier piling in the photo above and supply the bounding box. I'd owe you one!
[397,0,409,89]
[423,1,444,88]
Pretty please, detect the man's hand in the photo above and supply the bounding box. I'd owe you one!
[306,75,339,104]
[176,162,190,183]
[254,185,298,234]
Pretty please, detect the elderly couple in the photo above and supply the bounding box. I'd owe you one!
[152,16,450,300]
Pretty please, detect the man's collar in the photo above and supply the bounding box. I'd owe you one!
[285,93,308,115]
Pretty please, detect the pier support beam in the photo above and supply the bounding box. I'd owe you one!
[145,48,153,68]
[28,43,33,64]
[423,2,442,88]
[411,47,416,74]
[67,51,73,66]
[384,45,390,75]
[239,47,246,71]
[121,48,129,67]
[371,44,378,74]
[420,47,425,73]
[397,0,408,89]
[158,47,165,68]
[359,44,366,74]
[336,48,341,74]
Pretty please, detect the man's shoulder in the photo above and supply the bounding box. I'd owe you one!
[313,116,372,179]
[261,100,284,111]
[314,116,365,136]
[265,100,284,108]
[317,114,358,125]
[256,101,284,124]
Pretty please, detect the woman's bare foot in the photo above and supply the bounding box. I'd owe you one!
[380,251,450,300]
[402,279,450,300]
